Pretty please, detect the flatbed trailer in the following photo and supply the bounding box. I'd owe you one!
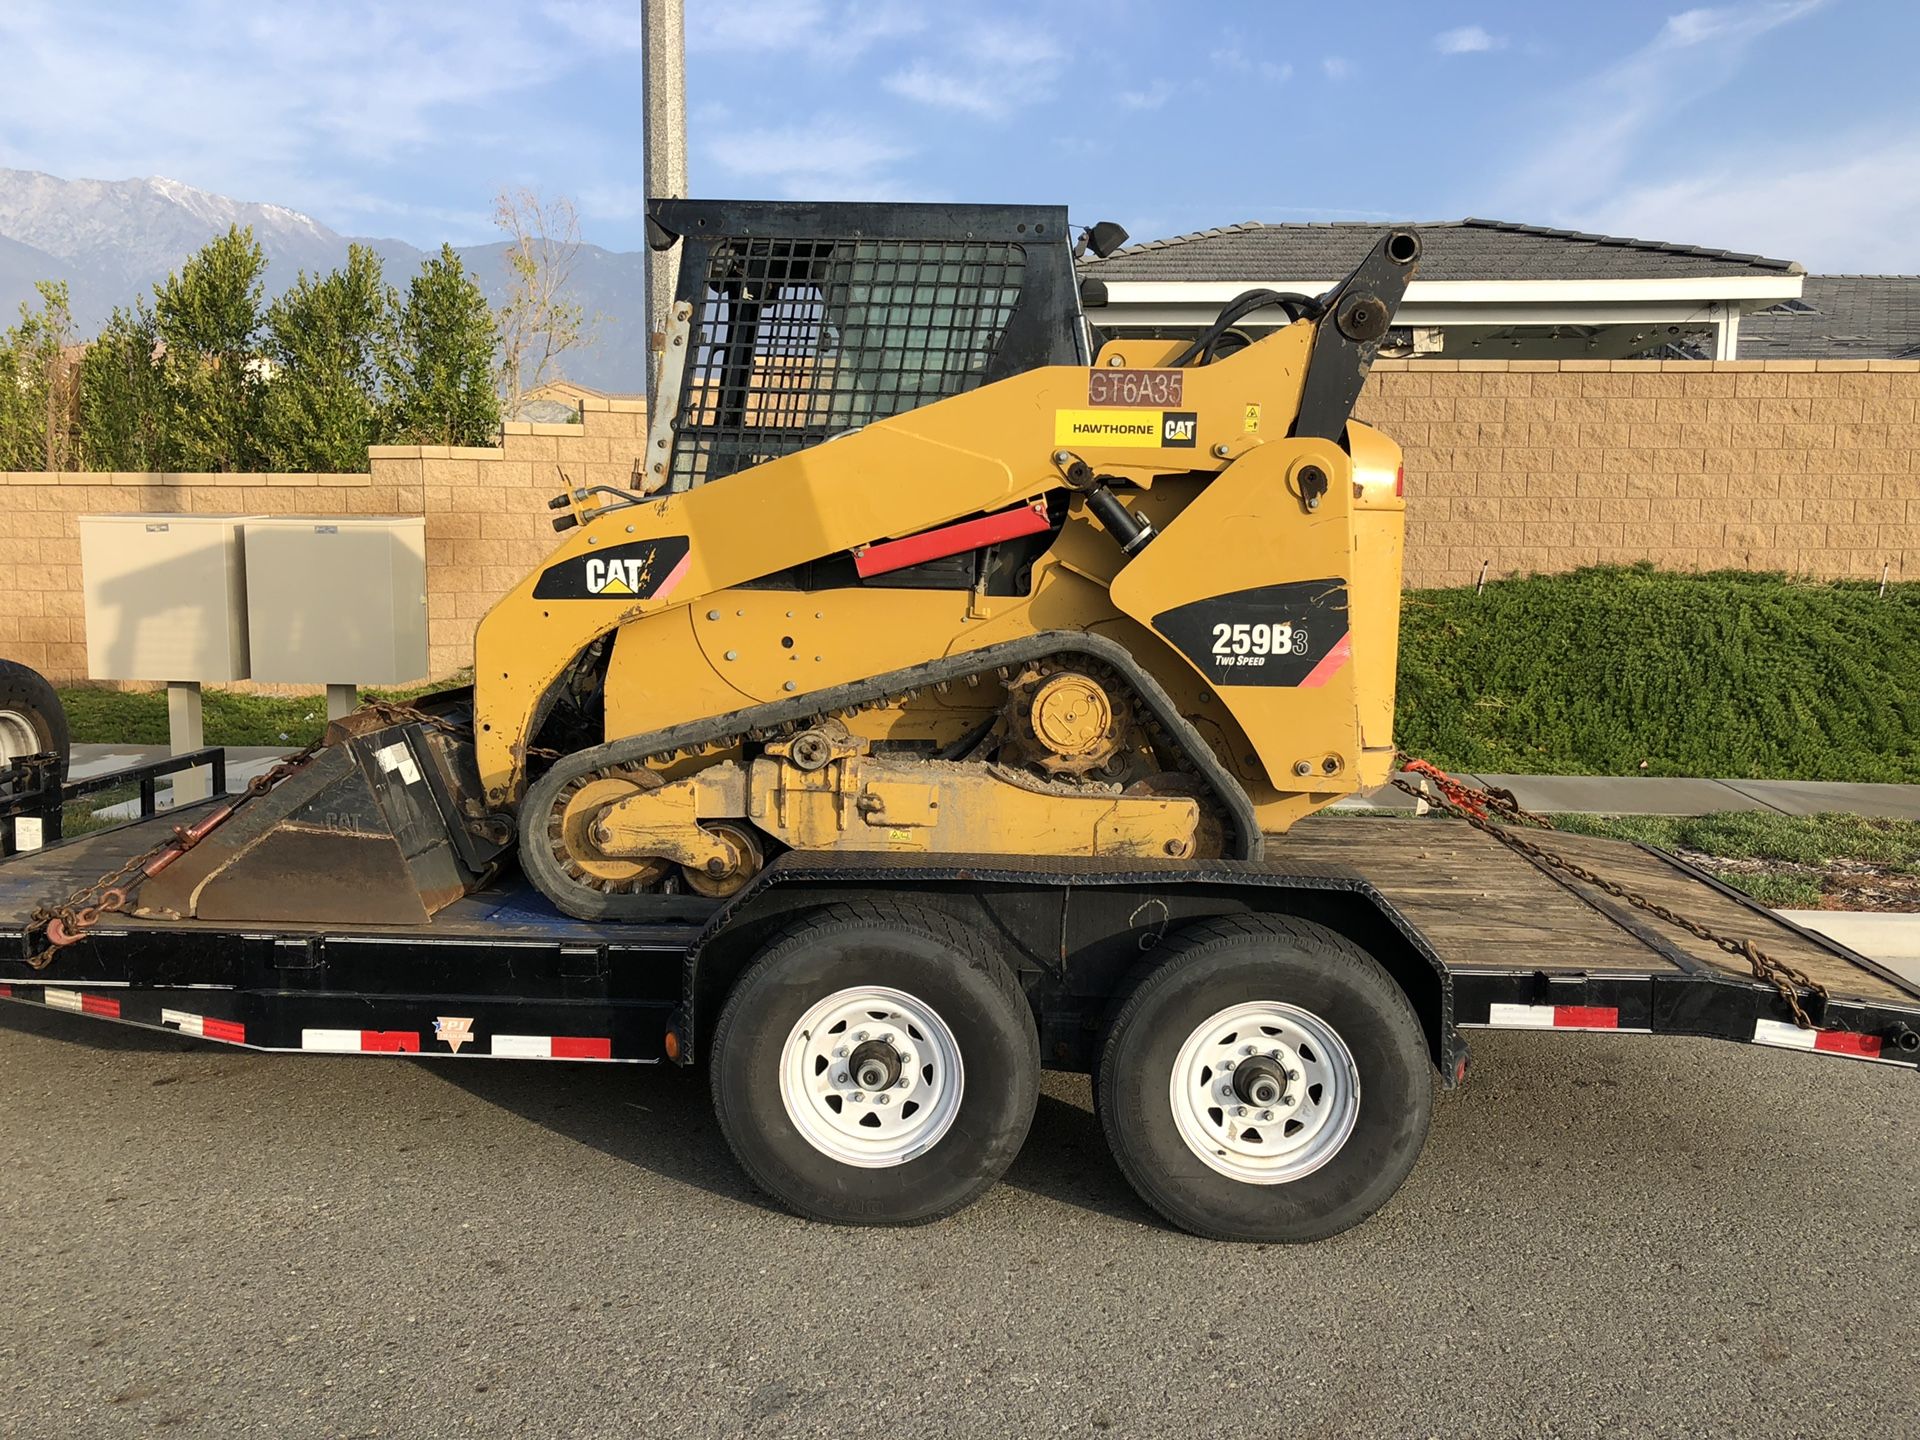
[4,744,1915,1241]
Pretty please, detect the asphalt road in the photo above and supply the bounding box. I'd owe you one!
[3,1005,1914,1439]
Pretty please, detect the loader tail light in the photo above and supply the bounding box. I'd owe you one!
[1395,464,1404,497]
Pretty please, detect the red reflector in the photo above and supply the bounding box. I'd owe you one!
[1394,463,1404,497]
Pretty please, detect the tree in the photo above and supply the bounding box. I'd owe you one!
[153,225,268,470]
[259,244,389,471]
[492,188,589,417]
[77,303,165,470]
[0,280,76,470]
[382,244,500,446]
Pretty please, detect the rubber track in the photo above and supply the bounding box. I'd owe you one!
[520,630,1264,920]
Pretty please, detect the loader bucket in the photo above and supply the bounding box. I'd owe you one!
[135,722,505,928]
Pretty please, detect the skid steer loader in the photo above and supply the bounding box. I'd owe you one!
[134,199,1421,926]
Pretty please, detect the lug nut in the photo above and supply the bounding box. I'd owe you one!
[1233,1106,1247,1118]
[897,1077,910,1088]
[1287,1069,1300,1081]
[850,1092,865,1104]
[1260,1109,1274,1122]
[854,1032,867,1042]
[876,1095,890,1105]
[1242,1045,1255,1056]
[835,1047,848,1058]
[835,1072,849,1084]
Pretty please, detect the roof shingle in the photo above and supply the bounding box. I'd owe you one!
[1081,217,1804,283]
[1737,276,1920,358]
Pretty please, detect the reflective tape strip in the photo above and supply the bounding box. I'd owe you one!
[161,1009,246,1045]
[1753,1019,1884,1060]
[44,988,120,1019]
[301,1028,420,1054]
[0,984,12,998]
[1485,1003,1622,1031]
[493,1034,614,1061]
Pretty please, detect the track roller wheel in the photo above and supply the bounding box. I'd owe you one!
[1096,915,1432,1242]
[711,901,1039,1225]
[681,820,765,898]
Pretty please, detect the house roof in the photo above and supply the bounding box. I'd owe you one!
[1081,218,1805,284]
[1737,276,1920,359]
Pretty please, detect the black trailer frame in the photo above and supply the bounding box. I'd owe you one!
[3,749,1917,1080]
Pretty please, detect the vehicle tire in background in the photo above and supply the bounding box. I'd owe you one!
[0,659,69,779]
[711,900,1039,1226]
[1097,914,1432,1243]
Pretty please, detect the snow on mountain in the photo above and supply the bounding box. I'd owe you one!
[0,168,649,391]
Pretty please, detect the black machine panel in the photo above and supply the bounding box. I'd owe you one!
[1151,579,1351,688]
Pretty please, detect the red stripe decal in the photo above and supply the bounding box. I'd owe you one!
[1553,1005,1619,1029]
[654,549,693,601]
[1297,632,1352,689]
[81,993,122,1019]
[203,1017,246,1045]
[361,1030,420,1053]
[855,503,1051,578]
[0,984,12,998]
[551,1035,613,1061]
[1814,1031,1883,1058]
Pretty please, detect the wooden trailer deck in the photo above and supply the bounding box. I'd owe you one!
[1282,817,1916,1007]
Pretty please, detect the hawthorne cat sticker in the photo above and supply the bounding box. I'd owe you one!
[1055,410,1199,448]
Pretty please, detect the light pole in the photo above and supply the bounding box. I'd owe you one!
[642,0,686,411]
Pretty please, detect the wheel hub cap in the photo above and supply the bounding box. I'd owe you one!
[780,987,964,1168]
[1169,1001,1361,1185]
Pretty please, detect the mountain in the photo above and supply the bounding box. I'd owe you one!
[0,168,649,393]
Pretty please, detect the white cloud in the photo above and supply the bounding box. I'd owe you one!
[1574,130,1920,272]
[687,0,927,60]
[1117,80,1174,111]
[540,0,641,51]
[1207,47,1292,82]
[0,0,588,240]
[1321,56,1352,80]
[1434,25,1505,55]
[1501,0,1830,214]
[703,118,917,200]
[882,19,1063,120]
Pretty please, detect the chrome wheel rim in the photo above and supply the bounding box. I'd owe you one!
[0,709,40,766]
[1168,1001,1361,1185]
[780,986,964,1168]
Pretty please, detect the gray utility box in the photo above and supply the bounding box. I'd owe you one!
[78,514,254,681]
[242,517,428,686]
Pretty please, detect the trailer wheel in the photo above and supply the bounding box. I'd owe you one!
[0,659,68,779]
[710,901,1039,1226]
[1097,915,1431,1242]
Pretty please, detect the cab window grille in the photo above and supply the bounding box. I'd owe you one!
[672,237,1026,487]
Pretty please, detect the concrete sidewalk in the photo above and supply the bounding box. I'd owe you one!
[1334,770,1920,820]
[70,745,1920,821]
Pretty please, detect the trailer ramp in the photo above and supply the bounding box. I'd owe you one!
[1283,818,1920,1068]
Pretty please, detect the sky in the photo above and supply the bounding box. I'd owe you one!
[1,0,1917,271]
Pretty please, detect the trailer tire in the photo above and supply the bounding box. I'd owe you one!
[1097,914,1431,1242]
[0,659,68,779]
[710,901,1039,1226]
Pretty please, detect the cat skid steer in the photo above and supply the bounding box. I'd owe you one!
[6,203,1914,1243]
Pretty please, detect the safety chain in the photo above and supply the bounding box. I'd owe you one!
[1392,756,1833,1031]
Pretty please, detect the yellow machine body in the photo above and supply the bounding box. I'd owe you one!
[471,320,1404,834]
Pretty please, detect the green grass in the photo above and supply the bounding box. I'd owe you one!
[60,674,469,749]
[1396,565,1920,781]
[1545,810,1919,910]
[55,567,1920,783]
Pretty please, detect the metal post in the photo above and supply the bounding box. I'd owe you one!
[643,0,687,409]
[326,684,358,722]
[167,680,209,804]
